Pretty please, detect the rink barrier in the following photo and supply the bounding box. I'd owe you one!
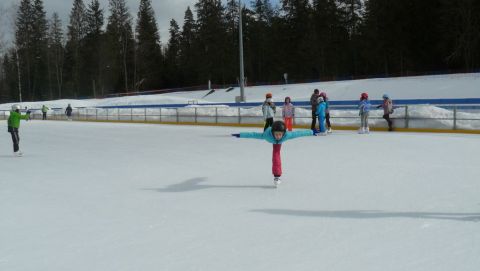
[1,105,480,134]
[45,119,480,135]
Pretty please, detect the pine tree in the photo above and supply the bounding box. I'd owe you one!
[195,0,228,84]
[249,0,275,81]
[280,0,316,80]
[30,0,48,100]
[47,12,64,99]
[15,0,35,101]
[135,0,162,90]
[164,19,181,87]
[106,0,134,92]
[84,0,104,97]
[65,0,87,98]
[441,0,480,70]
[179,6,198,86]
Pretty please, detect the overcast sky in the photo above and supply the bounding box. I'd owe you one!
[1,0,280,46]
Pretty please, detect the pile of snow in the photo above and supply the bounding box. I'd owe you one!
[1,73,479,111]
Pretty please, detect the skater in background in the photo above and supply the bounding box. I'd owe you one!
[24,107,31,121]
[358,92,371,134]
[8,104,30,156]
[320,92,332,133]
[310,89,320,131]
[316,96,327,135]
[262,93,276,131]
[232,121,316,186]
[42,105,49,120]
[377,94,394,131]
[65,104,73,121]
[282,97,295,131]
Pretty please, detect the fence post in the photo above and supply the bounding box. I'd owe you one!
[106,108,109,121]
[405,105,409,129]
[215,107,218,124]
[195,107,198,123]
[176,108,179,123]
[130,108,133,121]
[159,108,162,123]
[144,108,147,122]
[453,106,457,130]
[96,109,98,121]
[238,107,241,124]
[118,108,120,121]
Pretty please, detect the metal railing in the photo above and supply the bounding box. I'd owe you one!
[2,105,480,131]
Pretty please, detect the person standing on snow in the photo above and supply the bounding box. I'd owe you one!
[377,94,394,131]
[358,92,371,134]
[232,121,316,187]
[65,104,73,121]
[319,92,332,133]
[7,104,30,156]
[262,93,276,131]
[310,89,320,131]
[282,97,295,131]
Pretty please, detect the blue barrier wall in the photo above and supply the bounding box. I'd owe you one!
[95,98,480,109]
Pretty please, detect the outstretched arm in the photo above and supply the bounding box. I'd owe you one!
[284,130,314,140]
[238,132,265,140]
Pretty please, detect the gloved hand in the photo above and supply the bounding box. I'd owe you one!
[231,133,240,138]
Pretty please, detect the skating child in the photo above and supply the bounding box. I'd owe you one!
[232,121,315,187]
[319,92,332,133]
[377,94,394,131]
[282,97,295,131]
[358,92,371,134]
[316,96,327,135]
[262,93,276,131]
[7,104,30,156]
[65,104,73,121]
[42,105,49,120]
[310,89,320,131]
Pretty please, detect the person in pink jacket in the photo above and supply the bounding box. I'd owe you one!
[282,97,295,131]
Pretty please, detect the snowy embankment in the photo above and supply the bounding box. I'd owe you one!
[1,73,480,129]
[1,122,479,271]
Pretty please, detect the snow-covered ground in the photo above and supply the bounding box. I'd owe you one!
[1,121,479,271]
[1,73,479,110]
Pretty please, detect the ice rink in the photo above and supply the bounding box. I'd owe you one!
[1,121,479,271]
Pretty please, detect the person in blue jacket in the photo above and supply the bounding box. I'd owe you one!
[232,121,316,187]
[358,92,371,134]
[316,96,327,135]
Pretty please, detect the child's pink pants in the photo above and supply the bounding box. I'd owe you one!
[272,144,282,177]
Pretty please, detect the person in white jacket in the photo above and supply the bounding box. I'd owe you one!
[262,93,276,131]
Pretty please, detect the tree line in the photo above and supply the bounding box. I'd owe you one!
[1,0,479,103]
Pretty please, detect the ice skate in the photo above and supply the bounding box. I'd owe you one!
[327,127,332,133]
[358,128,364,134]
[273,177,281,187]
[14,151,23,157]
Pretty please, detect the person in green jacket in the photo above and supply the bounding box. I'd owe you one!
[42,105,49,120]
[8,104,30,156]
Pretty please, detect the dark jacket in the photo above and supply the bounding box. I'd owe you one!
[65,106,73,116]
[310,93,319,112]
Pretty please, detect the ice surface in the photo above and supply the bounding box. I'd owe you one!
[1,121,479,271]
